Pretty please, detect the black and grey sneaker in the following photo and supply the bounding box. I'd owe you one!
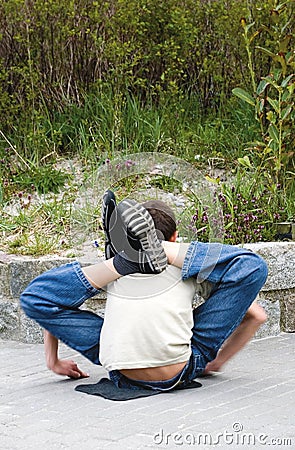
[101,190,118,259]
[116,199,168,274]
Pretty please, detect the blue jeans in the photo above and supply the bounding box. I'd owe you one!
[20,242,268,390]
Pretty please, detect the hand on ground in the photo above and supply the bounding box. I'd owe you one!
[50,359,89,379]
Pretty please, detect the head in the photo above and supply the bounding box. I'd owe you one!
[141,200,177,242]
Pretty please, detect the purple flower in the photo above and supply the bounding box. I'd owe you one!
[125,159,135,168]
[202,213,208,223]
[218,193,227,203]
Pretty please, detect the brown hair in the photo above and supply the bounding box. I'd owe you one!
[141,200,176,241]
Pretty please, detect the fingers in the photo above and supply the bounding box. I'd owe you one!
[68,362,89,379]
[51,359,90,378]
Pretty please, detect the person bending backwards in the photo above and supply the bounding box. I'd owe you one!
[20,193,268,391]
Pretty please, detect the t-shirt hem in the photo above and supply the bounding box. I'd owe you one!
[102,352,191,372]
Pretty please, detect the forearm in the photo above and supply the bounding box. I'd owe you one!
[43,330,89,378]
[82,258,121,289]
[44,330,58,370]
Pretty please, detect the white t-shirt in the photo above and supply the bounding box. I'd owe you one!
[99,266,197,371]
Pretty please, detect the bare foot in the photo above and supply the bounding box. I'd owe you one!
[202,361,222,375]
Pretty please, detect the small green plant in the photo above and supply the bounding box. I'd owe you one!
[149,175,182,192]
[13,165,69,194]
[0,139,69,198]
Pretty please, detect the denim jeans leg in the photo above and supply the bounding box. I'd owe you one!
[20,261,104,365]
[182,242,268,373]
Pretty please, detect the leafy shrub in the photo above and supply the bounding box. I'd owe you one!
[233,0,295,189]
[0,0,278,132]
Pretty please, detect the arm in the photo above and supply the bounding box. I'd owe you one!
[203,302,267,373]
[44,330,89,378]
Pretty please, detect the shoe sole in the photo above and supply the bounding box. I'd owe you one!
[118,199,167,272]
[101,190,117,229]
[101,190,117,258]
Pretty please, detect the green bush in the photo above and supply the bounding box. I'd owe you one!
[233,1,295,187]
[0,0,281,132]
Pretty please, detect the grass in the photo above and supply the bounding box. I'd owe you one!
[1,91,256,165]
[0,91,294,255]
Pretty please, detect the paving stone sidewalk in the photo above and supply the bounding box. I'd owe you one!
[1,333,294,450]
